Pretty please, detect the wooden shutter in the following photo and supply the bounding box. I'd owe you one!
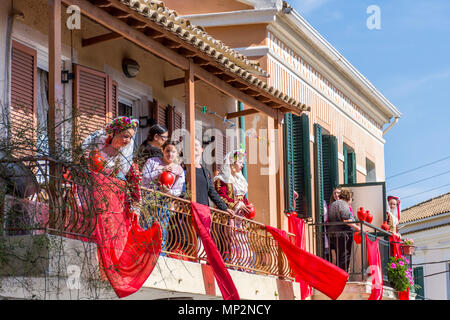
[293,114,312,218]
[322,134,339,205]
[215,131,224,172]
[413,267,425,300]
[10,40,37,157]
[343,144,356,184]
[314,123,325,223]
[73,64,109,145]
[283,113,296,213]
[167,105,183,141]
[153,103,168,128]
[109,80,118,120]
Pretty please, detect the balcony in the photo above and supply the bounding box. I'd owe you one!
[0,157,414,300]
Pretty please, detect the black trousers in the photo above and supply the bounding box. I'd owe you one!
[329,230,354,272]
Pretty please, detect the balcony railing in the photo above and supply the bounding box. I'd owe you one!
[1,157,295,279]
[141,188,293,278]
[307,220,392,283]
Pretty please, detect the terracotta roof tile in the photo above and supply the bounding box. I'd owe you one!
[400,192,450,224]
[112,0,310,112]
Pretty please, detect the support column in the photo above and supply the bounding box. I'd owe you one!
[185,60,196,202]
[275,110,285,229]
[48,0,62,156]
[48,0,63,229]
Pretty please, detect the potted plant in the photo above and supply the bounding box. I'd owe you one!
[401,238,415,255]
[387,256,419,298]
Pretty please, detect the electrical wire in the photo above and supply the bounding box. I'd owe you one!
[387,155,450,180]
[399,182,450,200]
[412,260,450,266]
[423,269,450,278]
[387,169,450,192]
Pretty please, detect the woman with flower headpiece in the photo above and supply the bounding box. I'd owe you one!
[213,149,255,267]
[80,116,161,299]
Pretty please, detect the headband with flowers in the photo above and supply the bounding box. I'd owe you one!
[230,149,247,162]
[105,116,139,136]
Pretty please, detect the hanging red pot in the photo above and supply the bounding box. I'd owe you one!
[365,211,373,224]
[381,221,390,231]
[159,171,175,188]
[354,231,361,244]
[357,208,367,221]
[246,204,256,219]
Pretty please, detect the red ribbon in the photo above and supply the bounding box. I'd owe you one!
[266,225,349,300]
[366,234,383,300]
[190,202,240,300]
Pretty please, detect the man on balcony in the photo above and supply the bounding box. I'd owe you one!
[194,138,234,216]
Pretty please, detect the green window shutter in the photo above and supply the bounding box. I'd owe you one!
[413,267,425,300]
[314,124,324,223]
[351,152,357,184]
[343,144,356,184]
[322,135,339,206]
[283,113,296,213]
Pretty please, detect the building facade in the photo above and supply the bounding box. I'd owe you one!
[400,192,450,300]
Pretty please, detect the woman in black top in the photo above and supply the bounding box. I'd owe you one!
[135,124,168,170]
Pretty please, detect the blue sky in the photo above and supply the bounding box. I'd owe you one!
[289,0,450,209]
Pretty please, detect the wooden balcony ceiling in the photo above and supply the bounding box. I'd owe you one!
[80,0,310,115]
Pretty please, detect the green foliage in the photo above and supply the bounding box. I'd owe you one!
[387,256,417,292]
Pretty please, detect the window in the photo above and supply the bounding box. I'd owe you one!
[413,266,425,300]
[118,102,133,118]
[343,144,356,184]
[366,158,376,182]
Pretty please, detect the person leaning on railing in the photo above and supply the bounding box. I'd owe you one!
[327,188,361,272]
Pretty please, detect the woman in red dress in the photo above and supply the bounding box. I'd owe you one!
[81,116,161,298]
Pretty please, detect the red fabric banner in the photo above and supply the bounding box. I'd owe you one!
[92,172,162,298]
[389,234,409,300]
[190,202,240,300]
[287,214,313,300]
[266,225,349,300]
[390,234,402,259]
[365,234,383,300]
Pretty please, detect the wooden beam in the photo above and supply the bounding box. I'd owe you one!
[82,32,122,47]
[164,76,199,88]
[62,0,190,70]
[185,61,196,202]
[226,109,259,119]
[193,64,278,119]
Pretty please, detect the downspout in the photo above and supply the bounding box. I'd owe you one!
[238,101,247,179]
[382,117,399,136]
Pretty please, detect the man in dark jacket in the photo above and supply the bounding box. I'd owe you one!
[193,138,233,215]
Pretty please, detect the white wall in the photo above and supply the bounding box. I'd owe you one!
[0,1,12,138]
[405,224,450,300]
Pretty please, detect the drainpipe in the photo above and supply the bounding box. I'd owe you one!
[238,101,247,179]
[382,117,399,136]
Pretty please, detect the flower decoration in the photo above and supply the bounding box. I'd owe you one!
[231,149,247,162]
[403,238,414,246]
[387,256,419,292]
[105,116,139,136]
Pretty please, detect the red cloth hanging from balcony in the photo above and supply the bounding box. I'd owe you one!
[366,234,383,300]
[287,214,313,300]
[266,225,349,300]
[92,171,162,298]
[190,202,240,300]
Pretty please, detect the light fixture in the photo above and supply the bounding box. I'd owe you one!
[61,70,75,84]
[122,58,140,78]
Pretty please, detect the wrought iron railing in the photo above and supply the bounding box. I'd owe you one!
[141,188,293,278]
[0,156,97,239]
[307,220,392,283]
